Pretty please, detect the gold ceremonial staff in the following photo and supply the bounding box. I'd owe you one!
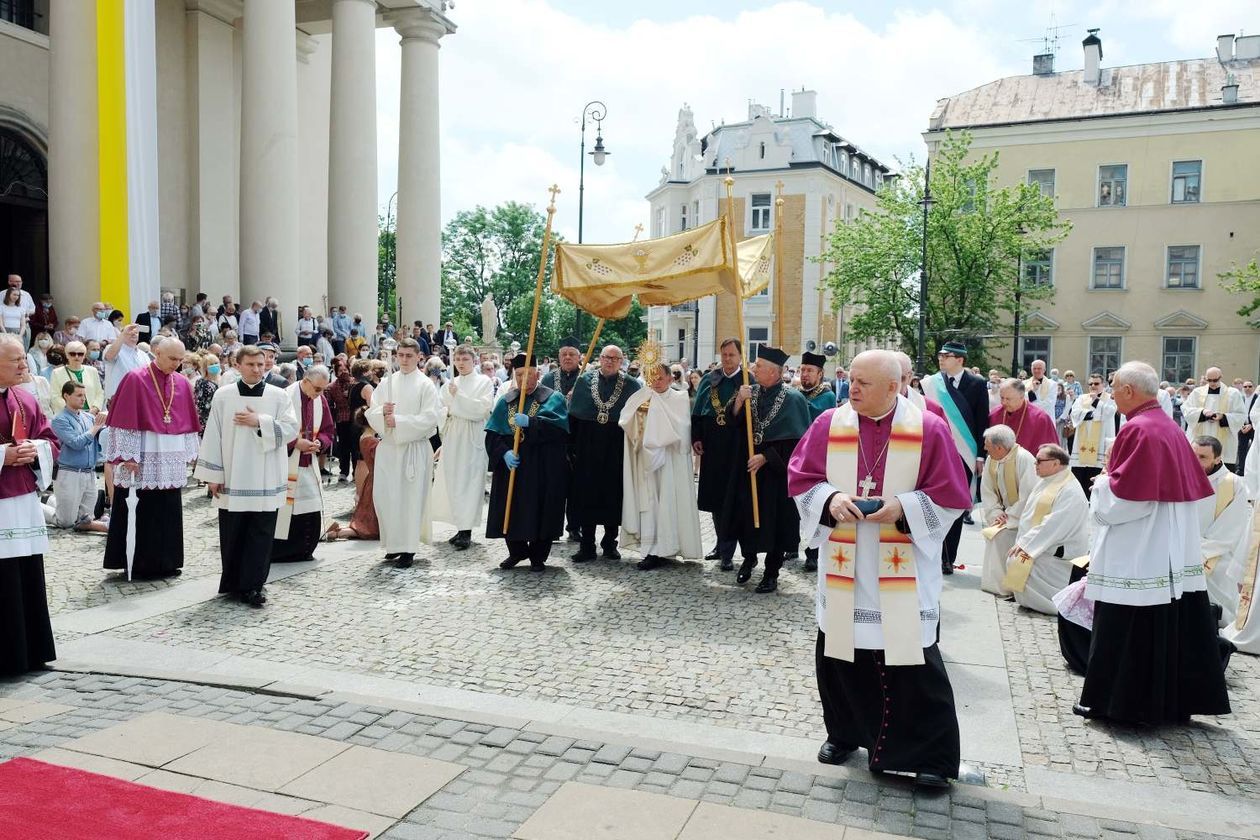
[502,184,561,533]
[725,175,760,529]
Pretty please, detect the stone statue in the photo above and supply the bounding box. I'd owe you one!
[480,294,498,344]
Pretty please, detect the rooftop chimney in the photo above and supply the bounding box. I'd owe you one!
[1218,33,1236,62]
[1237,35,1260,60]
[1223,73,1240,104]
[1033,52,1054,75]
[791,89,818,119]
[1083,29,1102,86]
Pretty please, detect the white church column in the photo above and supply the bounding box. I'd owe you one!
[391,7,455,328]
[47,1,101,320]
[327,0,377,322]
[239,0,299,346]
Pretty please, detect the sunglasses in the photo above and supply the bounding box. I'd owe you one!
[67,352,85,357]
[1035,457,1059,464]
[1207,378,1222,383]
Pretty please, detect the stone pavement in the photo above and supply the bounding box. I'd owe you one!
[23,477,1260,837]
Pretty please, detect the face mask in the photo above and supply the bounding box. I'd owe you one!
[149,308,158,315]
[208,364,221,375]
[359,350,369,358]
[89,350,100,360]
[95,311,108,320]
[37,339,51,350]
[182,366,195,375]
[43,302,52,309]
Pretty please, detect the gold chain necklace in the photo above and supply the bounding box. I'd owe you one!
[589,373,627,425]
[750,385,787,445]
[148,363,175,424]
[508,395,541,433]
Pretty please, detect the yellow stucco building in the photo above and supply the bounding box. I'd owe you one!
[926,30,1260,383]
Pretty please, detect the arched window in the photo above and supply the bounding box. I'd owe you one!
[0,129,47,203]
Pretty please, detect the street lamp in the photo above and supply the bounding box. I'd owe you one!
[915,160,933,373]
[576,100,609,340]
[1010,221,1029,377]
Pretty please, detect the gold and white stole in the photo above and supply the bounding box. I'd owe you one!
[1003,470,1074,592]
[823,398,924,666]
[981,449,1022,542]
[1236,505,1260,631]
[275,383,321,539]
[1203,472,1239,574]
[1197,389,1231,449]
[1075,398,1105,467]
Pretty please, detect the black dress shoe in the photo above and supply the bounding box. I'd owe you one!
[1072,703,1094,719]
[636,555,666,571]
[395,554,415,568]
[784,551,799,562]
[816,741,855,765]
[452,533,471,550]
[803,556,817,573]
[572,547,597,563]
[704,547,721,561]
[385,553,400,561]
[736,558,757,584]
[719,557,734,571]
[499,557,523,569]
[242,590,266,608]
[529,561,546,571]
[447,534,460,545]
[602,547,621,560]
[941,562,954,575]
[961,512,974,525]
[566,530,581,543]
[754,575,778,594]
[915,772,950,789]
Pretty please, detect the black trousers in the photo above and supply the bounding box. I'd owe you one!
[218,510,277,594]
[0,554,56,676]
[335,420,359,476]
[580,523,618,552]
[942,515,963,568]
[507,539,553,565]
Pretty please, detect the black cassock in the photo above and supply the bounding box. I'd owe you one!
[218,510,277,595]
[693,376,741,517]
[485,386,569,560]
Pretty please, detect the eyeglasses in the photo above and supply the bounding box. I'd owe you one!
[67,352,85,357]
[1035,457,1060,464]
[1207,378,1222,384]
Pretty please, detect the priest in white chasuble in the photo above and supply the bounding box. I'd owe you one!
[367,337,442,568]
[1077,362,1229,725]
[978,424,1037,598]
[1183,367,1247,469]
[269,367,335,564]
[195,346,299,607]
[788,350,972,788]
[485,354,570,570]
[1224,503,1260,655]
[103,338,200,580]
[1068,373,1116,498]
[1006,444,1089,615]
[619,353,702,570]
[1192,436,1249,627]
[431,345,495,551]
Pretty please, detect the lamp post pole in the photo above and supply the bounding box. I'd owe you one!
[1011,255,1023,377]
[916,160,933,373]
[576,100,609,343]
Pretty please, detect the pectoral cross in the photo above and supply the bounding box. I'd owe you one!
[858,474,877,497]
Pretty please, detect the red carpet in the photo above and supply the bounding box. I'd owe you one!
[0,758,370,839]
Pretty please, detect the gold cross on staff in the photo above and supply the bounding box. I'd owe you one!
[775,180,784,196]
[724,156,733,173]
[547,183,561,210]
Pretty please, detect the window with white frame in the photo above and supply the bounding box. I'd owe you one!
[679,203,688,232]
[677,328,686,361]
[821,143,832,167]
[1166,245,1200,289]
[1098,164,1127,207]
[1019,336,1051,374]
[1023,249,1053,287]
[838,151,849,177]
[692,199,700,226]
[1087,336,1122,378]
[864,163,873,187]
[1028,169,1055,197]
[874,172,884,190]
[1171,160,1201,204]
[1091,247,1125,289]
[655,207,665,238]
[747,326,769,359]
[750,193,772,231]
[1162,336,1196,383]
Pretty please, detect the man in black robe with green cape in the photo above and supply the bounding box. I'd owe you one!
[485,354,569,570]
[568,344,641,562]
[721,345,812,593]
[691,337,745,570]
[542,335,583,542]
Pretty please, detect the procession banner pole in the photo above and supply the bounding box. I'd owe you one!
[773,180,785,350]
[580,318,605,370]
[503,184,560,533]
[725,175,760,529]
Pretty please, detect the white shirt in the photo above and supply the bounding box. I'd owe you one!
[1,303,24,330]
[238,308,260,337]
[79,317,119,343]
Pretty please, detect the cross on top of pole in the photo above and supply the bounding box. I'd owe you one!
[547,184,561,209]
[633,223,644,241]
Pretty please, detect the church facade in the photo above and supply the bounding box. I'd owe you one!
[644,91,896,369]
[928,30,1260,382]
[0,0,453,338]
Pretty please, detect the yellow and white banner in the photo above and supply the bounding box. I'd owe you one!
[97,0,161,319]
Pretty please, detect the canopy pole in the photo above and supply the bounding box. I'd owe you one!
[580,318,606,370]
[503,184,560,533]
[725,176,760,529]
[773,181,785,350]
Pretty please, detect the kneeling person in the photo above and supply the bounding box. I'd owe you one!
[978,424,1037,597]
[1194,436,1249,627]
[1006,444,1089,615]
[485,354,569,570]
[50,382,109,533]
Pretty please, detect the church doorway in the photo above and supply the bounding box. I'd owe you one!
[0,128,49,296]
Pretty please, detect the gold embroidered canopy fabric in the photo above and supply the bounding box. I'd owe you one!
[552,217,773,319]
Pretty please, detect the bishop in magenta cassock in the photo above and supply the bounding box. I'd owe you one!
[0,335,58,675]
[1076,362,1230,725]
[103,339,200,580]
[989,378,1057,455]
[789,350,973,788]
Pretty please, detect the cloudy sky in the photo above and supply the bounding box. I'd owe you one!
[372,0,1255,244]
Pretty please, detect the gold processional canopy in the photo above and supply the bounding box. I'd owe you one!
[551,216,774,319]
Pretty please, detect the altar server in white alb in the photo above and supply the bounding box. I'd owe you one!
[195,346,299,607]
[619,356,702,570]
[1182,368,1246,470]
[270,366,335,564]
[1192,436,1249,628]
[1067,372,1115,498]
[367,337,442,568]
[1005,444,1089,615]
[431,345,495,551]
[978,424,1037,598]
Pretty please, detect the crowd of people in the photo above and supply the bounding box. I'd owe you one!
[2,273,1257,790]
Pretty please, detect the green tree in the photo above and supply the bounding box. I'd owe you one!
[378,214,396,323]
[1219,256,1260,326]
[818,130,1071,372]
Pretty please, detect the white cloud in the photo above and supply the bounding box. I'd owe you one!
[376,1,1028,243]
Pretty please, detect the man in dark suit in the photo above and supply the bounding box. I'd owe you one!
[919,341,989,574]
[1238,380,1257,475]
[135,300,163,341]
